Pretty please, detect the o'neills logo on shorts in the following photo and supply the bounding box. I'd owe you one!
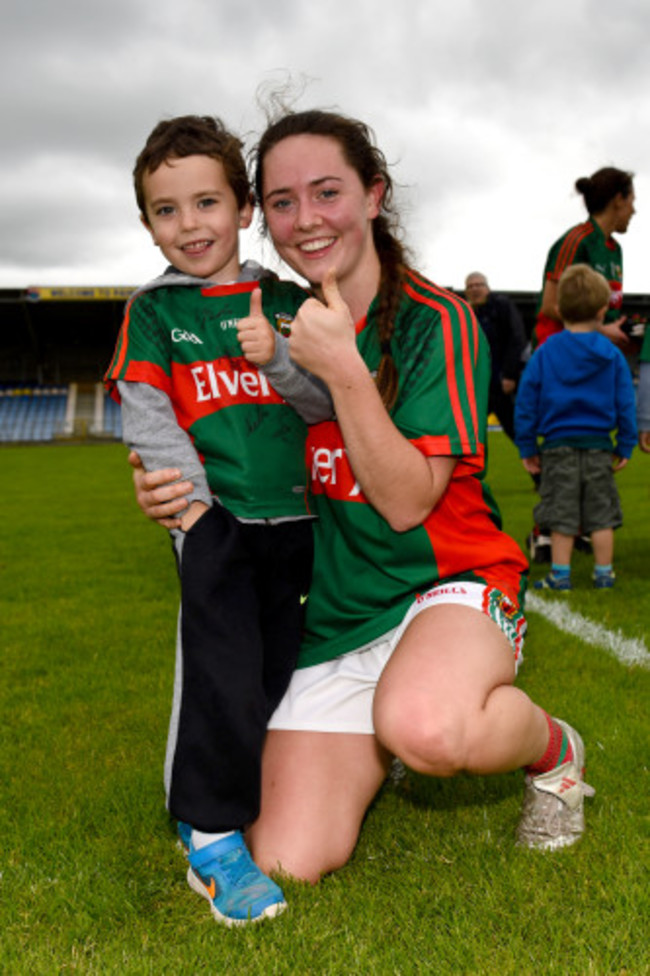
[416,585,468,604]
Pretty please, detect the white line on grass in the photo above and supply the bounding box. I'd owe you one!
[526,593,650,669]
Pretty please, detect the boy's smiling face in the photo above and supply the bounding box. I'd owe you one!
[142,154,253,282]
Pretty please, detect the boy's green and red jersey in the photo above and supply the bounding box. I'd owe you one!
[105,277,310,519]
[535,218,623,344]
[299,270,528,668]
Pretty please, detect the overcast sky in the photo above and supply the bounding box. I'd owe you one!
[2,0,649,296]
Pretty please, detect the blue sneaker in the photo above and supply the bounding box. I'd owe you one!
[186,831,286,926]
[177,821,192,854]
[593,569,616,589]
[533,572,571,591]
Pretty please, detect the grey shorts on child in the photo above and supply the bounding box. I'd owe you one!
[534,446,623,536]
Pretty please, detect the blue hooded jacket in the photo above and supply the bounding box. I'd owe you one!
[514,329,637,459]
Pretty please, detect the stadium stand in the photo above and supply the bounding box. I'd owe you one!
[102,393,123,439]
[0,383,123,443]
[0,386,69,442]
[0,286,131,443]
[1,284,647,444]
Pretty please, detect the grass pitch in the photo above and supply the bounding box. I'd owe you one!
[1,439,648,975]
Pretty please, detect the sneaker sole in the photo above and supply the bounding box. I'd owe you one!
[528,830,579,853]
[187,867,287,927]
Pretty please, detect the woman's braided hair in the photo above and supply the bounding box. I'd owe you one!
[253,109,410,411]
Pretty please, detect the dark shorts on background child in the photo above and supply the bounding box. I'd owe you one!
[534,446,622,536]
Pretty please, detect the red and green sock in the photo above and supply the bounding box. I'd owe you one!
[526,713,574,775]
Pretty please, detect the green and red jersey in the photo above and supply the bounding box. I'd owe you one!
[535,218,623,345]
[299,269,528,668]
[105,277,310,519]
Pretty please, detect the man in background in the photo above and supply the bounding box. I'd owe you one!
[465,272,527,442]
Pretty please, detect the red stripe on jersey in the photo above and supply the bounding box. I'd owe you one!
[453,444,486,476]
[458,310,480,436]
[407,269,480,364]
[411,434,453,456]
[200,281,259,298]
[423,473,525,602]
[169,357,284,431]
[412,435,485,476]
[403,277,478,453]
[551,222,593,280]
[121,360,172,397]
[106,297,136,381]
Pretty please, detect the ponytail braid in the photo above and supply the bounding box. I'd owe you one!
[373,216,407,412]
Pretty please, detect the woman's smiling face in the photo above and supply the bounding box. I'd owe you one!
[261,134,383,298]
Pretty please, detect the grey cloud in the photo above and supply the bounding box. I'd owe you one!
[1,0,650,288]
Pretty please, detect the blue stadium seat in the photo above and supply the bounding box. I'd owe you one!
[0,386,69,442]
[103,394,122,438]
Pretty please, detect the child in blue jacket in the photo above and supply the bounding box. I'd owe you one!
[515,263,637,590]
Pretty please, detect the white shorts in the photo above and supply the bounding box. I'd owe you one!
[268,581,526,735]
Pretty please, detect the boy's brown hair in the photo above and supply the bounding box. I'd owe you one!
[133,115,252,221]
[557,263,611,325]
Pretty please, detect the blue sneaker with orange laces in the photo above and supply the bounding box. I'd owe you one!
[186,830,286,926]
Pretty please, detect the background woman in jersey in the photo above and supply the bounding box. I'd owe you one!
[529,166,635,562]
[534,166,635,348]
[134,109,594,884]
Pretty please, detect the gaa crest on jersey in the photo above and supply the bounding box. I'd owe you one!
[274,312,294,337]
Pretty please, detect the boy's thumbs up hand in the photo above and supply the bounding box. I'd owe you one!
[237,288,276,365]
[248,287,264,319]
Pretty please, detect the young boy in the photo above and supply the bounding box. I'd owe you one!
[105,116,330,925]
[514,263,637,590]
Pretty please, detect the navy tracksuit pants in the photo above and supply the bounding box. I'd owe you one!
[165,504,313,833]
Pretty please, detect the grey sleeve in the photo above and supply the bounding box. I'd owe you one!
[117,380,213,507]
[259,334,333,424]
[637,360,650,431]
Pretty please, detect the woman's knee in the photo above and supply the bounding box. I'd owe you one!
[374,700,466,776]
[249,824,356,885]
